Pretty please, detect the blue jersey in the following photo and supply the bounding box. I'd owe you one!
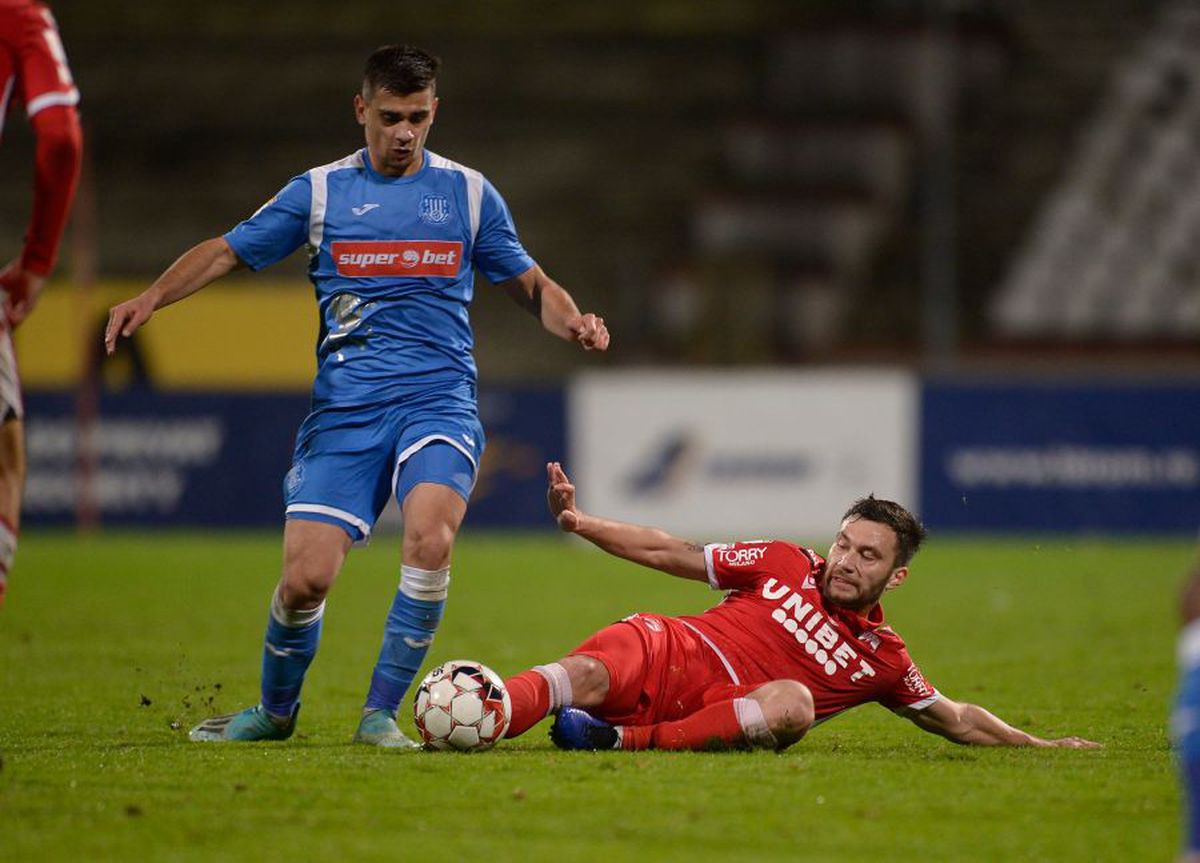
[224,148,535,409]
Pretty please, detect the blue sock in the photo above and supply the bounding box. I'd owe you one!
[365,565,450,712]
[1176,621,1200,854]
[260,589,324,719]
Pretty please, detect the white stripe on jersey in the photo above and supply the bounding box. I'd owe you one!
[702,543,730,590]
[307,150,365,251]
[0,76,15,137]
[679,620,741,684]
[26,87,79,118]
[426,151,483,242]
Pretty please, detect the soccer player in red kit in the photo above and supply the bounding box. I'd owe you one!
[501,463,1100,752]
[0,0,82,604]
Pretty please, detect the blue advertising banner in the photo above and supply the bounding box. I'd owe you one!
[24,386,564,529]
[921,381,1200,533]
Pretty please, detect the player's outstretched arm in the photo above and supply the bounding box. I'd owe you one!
[905,695,1100,748]
[546,461,706,582]
[104,237,243,355]
[501,265,609,351]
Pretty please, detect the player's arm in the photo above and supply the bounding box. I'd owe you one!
[903,694,1100,748]
[500,265,609,351]
[104,237,243,354]
[546,461,707,582]
[0,103,83,326]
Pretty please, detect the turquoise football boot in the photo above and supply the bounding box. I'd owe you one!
[353,708,420,750]
[188,704,297,742]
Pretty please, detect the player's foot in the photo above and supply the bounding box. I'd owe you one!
[188,704,297,742]
[550,707,621,751]
[353,708,420,750]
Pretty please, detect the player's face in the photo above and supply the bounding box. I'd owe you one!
[355,86,438,177]
[821,517,908,612]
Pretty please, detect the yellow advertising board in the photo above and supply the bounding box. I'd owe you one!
[14,280,316,391]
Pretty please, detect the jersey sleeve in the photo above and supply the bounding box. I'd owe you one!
[6,4,80,121]
[223,175,312,271]
[471,178,535,284]
[878,653,940,713]
[704,540,813,591]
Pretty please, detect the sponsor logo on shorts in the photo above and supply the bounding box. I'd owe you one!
[332,241,461,277]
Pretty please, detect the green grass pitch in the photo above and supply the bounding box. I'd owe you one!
[0,529,1191,861]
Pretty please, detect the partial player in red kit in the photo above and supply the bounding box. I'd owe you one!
[501,463,1100,752]
[0,0,83,604]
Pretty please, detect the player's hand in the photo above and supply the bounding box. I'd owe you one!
[104,292,158,355]
[1040,736,1102,749]
[569,313,609,352]
[0,260,47,328]
[546,461,581,532]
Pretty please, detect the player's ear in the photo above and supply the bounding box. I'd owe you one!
[430,95,439,124]
[885,566,909,592]
[354,93,367,126]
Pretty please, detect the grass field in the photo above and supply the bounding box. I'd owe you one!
[0,529,1192,862]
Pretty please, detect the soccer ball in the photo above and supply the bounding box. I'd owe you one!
[413,660,512,752]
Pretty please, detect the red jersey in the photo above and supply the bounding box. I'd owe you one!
[0,0,81,275]
[679,540,939,721]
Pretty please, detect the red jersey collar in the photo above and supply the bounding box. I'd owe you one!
[815,562,887,633]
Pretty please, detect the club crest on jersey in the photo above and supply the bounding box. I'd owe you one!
[332,240,461,277]
[419,194,451,225]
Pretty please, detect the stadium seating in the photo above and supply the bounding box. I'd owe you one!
[992,0,1200,340]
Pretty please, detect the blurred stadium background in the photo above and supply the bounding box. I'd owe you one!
[1,0,1197,540]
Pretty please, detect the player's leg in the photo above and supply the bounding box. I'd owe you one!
[193,409,387,743]
[505,655,613,738]
[0,324,25,607]
[357,443,470,747]
[190,519,353,742]
[504,620,647,742]
[1174,617,1200,861]
[0,416,23,607]
[616,680,813,752]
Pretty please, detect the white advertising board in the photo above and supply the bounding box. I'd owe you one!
[569,370,918,542]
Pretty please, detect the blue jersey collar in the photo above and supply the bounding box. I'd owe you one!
[360,147,431,184]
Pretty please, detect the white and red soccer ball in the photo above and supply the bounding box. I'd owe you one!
[413,660,511,752]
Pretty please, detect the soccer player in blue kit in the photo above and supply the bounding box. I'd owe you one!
[104,45,610,747]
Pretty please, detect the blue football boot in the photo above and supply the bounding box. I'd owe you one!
[550,707,621,751]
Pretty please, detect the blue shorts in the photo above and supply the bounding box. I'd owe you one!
[282,399,485,542]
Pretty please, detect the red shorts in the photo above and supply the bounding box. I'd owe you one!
[571,613,759,726]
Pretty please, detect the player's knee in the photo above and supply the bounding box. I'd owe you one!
[756,680,814,743]
[560,655,610,707]
[280,551,339,608]
[403,519,456,570]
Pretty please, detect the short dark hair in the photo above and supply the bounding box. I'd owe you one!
[363,45,440,97]
[841,495,927,568]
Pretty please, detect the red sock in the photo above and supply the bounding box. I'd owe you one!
[503,670,552,738]
[621,700,747,751]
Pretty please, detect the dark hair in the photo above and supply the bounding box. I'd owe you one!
[363,45,440,97]
[841,495,927,568]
